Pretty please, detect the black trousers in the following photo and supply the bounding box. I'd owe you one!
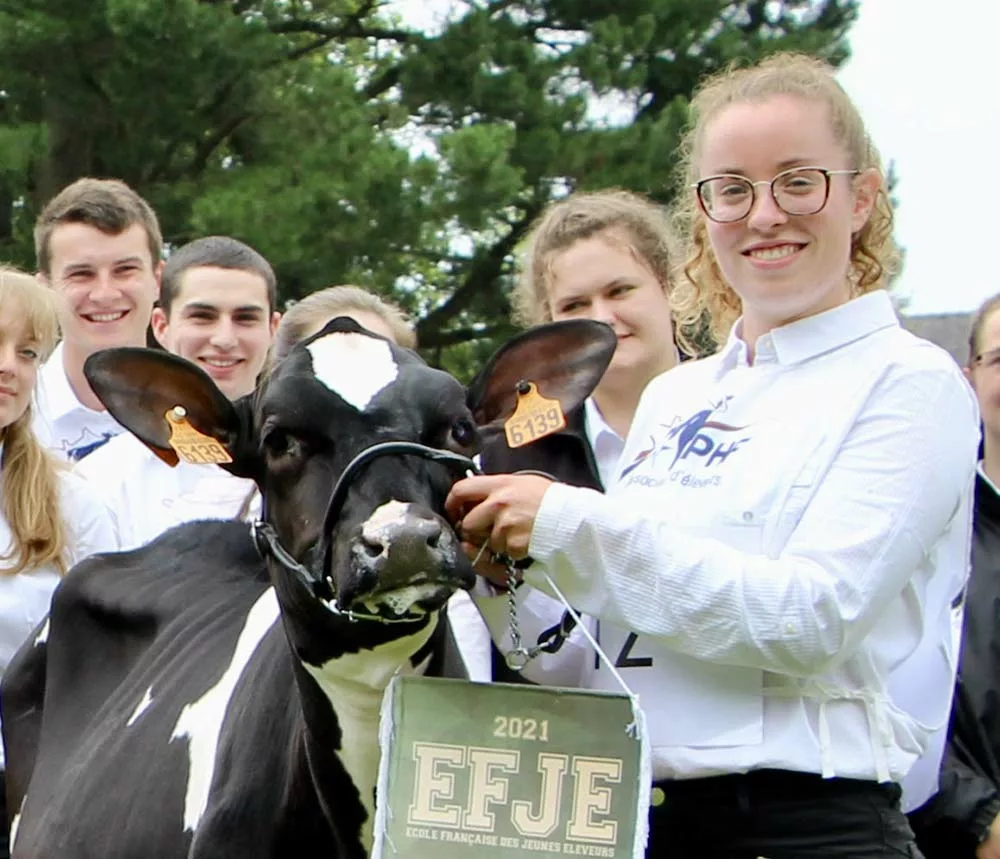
[647,769,923,858]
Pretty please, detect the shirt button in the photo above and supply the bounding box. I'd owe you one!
[742,511,754,522]
[784,622,796,635]
[650,786,666,807]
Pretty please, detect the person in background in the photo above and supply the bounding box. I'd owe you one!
[909,293,1000,859]
[75,236,279,548]
[448,52,976,858]
[0,267,117,857]
[475,188,680,685]
[33,178,163,461]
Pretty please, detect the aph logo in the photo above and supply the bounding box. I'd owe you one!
[621,396,750,478]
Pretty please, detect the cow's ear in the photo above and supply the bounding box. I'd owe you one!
[83,348,254,472]
[466,320,617,429]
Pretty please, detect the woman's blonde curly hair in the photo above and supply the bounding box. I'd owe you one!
[670,52,901,353]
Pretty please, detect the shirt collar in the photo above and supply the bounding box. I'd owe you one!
[38,342,101,421]
[716,290,899,370]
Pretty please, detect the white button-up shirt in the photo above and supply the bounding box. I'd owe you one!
[528,290,978,783]
[33,343,125,462]
[75,432,260,550]
[0,465,118,768]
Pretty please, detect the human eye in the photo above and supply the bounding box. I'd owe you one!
[608,283,636,298]
[778,169,823,194]
[715,178,750,199]
[556,298,587,315]
[18,345,39,361]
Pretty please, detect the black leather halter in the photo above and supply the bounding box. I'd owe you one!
[251,441,480,624]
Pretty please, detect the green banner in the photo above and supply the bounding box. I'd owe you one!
[373,676,650,859]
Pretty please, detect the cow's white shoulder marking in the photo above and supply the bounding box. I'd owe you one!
[34,618,49,647]
[126,685,154,727]
[171,587,280,833]
[307,332,399,411]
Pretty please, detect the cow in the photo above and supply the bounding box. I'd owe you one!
[1,316,615,858]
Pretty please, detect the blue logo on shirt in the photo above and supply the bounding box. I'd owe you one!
[63,430,116,462]
[621,397,750,479]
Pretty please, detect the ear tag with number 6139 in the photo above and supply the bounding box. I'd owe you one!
[503,381,566,449]
[165,406,232,465]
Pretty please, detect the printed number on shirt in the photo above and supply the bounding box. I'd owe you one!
[594,621,654,669]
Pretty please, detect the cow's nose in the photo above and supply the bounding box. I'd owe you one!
[347,500,466,604]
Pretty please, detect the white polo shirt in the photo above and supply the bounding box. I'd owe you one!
[0,463,118,768]
[33,343,125,462]
[75,432,260,551]
[528,290,978,784]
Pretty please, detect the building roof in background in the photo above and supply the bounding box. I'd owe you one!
[900,311,972,365]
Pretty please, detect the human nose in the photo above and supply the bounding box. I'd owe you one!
[209,318,237,349]
[745,181,788,231]
[0,342,16,377]
[588,298,617,327]
[89,270,121,302]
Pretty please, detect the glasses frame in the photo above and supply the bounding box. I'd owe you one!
[691,166,861,224]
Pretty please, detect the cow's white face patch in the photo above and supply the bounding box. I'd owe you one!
[307,332,398,411]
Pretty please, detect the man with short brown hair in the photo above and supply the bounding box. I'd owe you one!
[33,178,163,461]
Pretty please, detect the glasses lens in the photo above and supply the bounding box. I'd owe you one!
[699,176,752,223]
[773,168,828,216]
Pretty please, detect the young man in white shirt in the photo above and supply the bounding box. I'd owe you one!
[76,236,280,550]
[32,178,164,461]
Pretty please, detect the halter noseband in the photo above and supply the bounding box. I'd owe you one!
[251,441,480,624]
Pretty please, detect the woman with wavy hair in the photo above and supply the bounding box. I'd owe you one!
[0,267,116,856]
[449,52,976,857]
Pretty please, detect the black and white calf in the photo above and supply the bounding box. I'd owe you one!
[1,317,615,859]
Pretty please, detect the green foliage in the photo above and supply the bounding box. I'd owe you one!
[0,0,859,378]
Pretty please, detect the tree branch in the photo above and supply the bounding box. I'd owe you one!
[415,204,542,345]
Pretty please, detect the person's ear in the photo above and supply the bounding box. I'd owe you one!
[850,168,881,233]
[151,306,170,350]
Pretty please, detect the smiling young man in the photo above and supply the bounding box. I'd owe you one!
[75,236,280,550]
[33,178,164,461]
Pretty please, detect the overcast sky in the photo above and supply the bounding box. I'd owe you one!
[392,0,992,317]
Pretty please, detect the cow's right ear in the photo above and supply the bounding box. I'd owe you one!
[466,319,617,431]
[83,348,256,475]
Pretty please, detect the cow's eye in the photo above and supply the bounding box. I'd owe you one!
[263,429,296,458]
[450,418,477,451]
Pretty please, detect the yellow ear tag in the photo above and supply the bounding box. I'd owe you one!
[165,406,232,465]
[503,381,566,449]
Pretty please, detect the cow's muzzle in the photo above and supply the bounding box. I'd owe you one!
[340,500,473,616]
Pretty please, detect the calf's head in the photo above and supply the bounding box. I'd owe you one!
[84,318,615,624]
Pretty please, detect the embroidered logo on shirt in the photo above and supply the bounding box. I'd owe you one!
[621,397,750,482]
[61,429,116,462]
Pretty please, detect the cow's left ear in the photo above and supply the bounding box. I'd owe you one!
[466,320,617,430]
[84,348,257,475]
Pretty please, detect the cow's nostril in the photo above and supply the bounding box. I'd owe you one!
[360,538,384,559]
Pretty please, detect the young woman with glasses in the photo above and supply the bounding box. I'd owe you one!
[448,52,977,858]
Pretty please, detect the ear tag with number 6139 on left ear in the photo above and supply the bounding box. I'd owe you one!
[165,406,232,465]
[503,381,566,449]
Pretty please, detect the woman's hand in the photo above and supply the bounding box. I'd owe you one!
[446,473,554,565]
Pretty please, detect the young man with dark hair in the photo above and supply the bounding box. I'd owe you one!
[76,236,280,549]
[33,177,163,461]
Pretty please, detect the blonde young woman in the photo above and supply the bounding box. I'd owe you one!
[448,53,976,857]
[475,189,680,686]
[0,268,116,856]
